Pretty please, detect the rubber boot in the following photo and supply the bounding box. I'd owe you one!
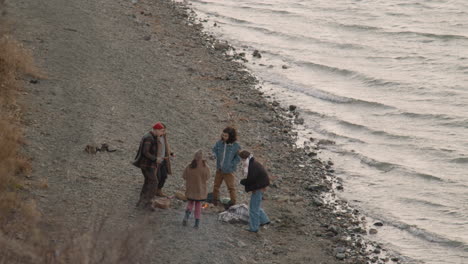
[194,219,200,229]
[182,210,191,226]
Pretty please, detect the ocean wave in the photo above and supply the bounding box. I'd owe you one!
[237,5,294,16]
[206,13,369,51]
[297,61,401,87]
[300,87,393,109]
[388,111,468,128]
[398,111,454,121]
[336,23,382,32]
[389,220,468,251]
[333,148,449,182]
[202,11,253,25]
[332,149,399,172]
[391,31,468,41]
[450,157,468,164]
[264,74,394,109]
[240,24,367,50]
[331,20,468,41]
[195,0,292,16]
[412,172,445,182]
[400,197,446,208]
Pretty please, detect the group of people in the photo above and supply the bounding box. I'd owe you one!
[132,123,270,232]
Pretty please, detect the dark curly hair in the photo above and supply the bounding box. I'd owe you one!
[239,150,251,159]
[222,126,237,144]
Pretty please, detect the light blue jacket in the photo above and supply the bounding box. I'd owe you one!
[212,140,241,173]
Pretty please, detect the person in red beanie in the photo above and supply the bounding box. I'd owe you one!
[133,122,173,208]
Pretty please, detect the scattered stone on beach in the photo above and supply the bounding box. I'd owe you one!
[373,222,384,227]
[306,184,330,192]
[335,247,346,253]
[318,139,336,145]
[294,118,304,125]
[252,49,262,58]
[335,253,346,260]
[312,197,323,206]
[369,228,378,235]
[289,105,297,111]
[214,41,230,51]
[282,65,289,69]
[328,225,341,235]
[391,257,400,262]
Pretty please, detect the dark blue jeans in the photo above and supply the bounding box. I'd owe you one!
[249,190,270,232]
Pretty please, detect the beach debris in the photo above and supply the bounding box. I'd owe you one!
[174,191,187,201]
[218,204,249,223]
[152,197,170,209]
[252,50,262,58]
[84,143,117,154]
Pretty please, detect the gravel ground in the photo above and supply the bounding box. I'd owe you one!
[7,0,399,263]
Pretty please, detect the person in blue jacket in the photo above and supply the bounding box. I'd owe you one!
[212,126,241,206]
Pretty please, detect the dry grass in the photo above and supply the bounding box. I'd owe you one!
[0,0,43,261]
[0,2,150,263]
[0,0,40,238]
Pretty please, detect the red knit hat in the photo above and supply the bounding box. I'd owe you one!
[152,122,164,130]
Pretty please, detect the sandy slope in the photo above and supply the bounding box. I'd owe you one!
[8,0,357,263]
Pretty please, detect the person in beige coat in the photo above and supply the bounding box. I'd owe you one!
[182,150,211,229]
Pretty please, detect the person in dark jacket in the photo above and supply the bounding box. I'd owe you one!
[239,150,270,233]
[133,122,169,208]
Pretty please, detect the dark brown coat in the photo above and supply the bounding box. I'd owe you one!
[133,132,172,174]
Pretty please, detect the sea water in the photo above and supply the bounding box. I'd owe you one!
[185,0,468,263]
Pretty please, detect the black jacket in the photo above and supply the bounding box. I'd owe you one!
[240,157,270,192]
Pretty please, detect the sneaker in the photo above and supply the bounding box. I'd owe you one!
[260,221,271,226]
[244,228,258,233]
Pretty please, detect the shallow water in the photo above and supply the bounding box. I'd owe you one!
[185,0,468,263]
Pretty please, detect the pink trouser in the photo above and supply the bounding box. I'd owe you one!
[186,201,202,219]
